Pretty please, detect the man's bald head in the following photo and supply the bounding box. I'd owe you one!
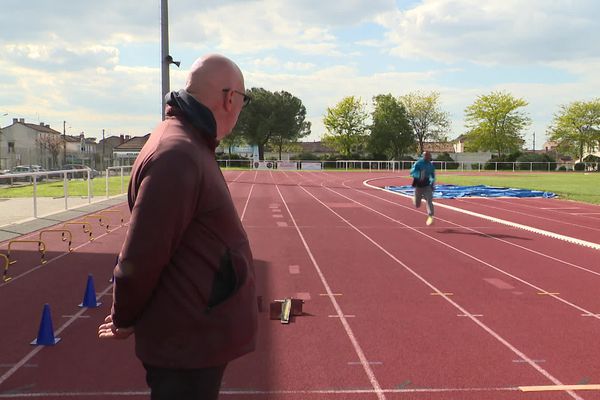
[184,54,246,140]
[423,151,432,161]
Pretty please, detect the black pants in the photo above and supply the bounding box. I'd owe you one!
[143,363,227,400]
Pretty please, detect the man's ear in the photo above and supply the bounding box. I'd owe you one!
[223,90,234,112]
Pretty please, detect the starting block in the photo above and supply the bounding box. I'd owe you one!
[270,298,304,324]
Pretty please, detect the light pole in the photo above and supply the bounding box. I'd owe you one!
[161,0,180,120]
[101,128,105,170]
[63,120,67,166]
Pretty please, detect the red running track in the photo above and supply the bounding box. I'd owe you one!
[0,170,599,399]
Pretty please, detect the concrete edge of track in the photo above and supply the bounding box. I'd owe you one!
[0,195,127,244]
[363,176,600,251]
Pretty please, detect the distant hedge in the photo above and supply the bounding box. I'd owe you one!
[515,153,557,171]
[435,152,459,170]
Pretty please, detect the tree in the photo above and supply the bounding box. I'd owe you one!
[36,133,63,168]
[463,91,530,157]
[547,99,600,161]
[233,88,310,160]
[368,94,414,159]
[322,96,369,157]
[399,91,450,154]
[269,91,311,160]
[220,129,246,155]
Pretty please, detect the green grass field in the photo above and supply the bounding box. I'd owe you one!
[0,177,131,198]
[1,171,599,205]
[436,172,600,204]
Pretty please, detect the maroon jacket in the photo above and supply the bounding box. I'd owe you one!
[111,100,257,368]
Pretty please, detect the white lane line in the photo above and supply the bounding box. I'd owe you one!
[368,178,600,250]
[228,170,245,183]
[239,170,257,222]
[540,208,582,210]
[520,384,600,392]
[570,212,600,215]
[0,386,522,397]
[239,184,255,222]
[348,361,383,365]
[325,182,600,321]
[349,178,600,280]
[0,224,126,288]
[483,278,515,290]
[297,184,583,400]
[0,283,114,387]
[275,184,386,400]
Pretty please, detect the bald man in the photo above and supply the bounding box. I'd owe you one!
[99,54,256,399]
[410,151,436,225]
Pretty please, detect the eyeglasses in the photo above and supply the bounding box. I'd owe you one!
[222,88,252,107]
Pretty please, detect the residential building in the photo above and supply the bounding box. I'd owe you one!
[113,134,150,166]
[0,118,100,170]
[0,118,62,169]
[98,135,127,170]
[64,133,98,168]
[297,141,336,158]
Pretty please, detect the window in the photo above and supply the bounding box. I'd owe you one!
[8,142,15,153]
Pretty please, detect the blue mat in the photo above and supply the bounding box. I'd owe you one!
[385,184,556,199]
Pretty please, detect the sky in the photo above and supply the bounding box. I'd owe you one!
[1,0,599,149]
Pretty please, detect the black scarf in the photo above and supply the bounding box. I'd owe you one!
[164,89,217,140]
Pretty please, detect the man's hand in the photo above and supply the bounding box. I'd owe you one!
[98,315,134,339]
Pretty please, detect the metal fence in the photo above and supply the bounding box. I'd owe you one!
[0,167,133,220]
[216,159,599,172]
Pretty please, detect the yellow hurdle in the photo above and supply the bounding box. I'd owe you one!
[85,214,109,232]
[7,240,47,265]
[63,221,93,241]
[100,209,125,225]
[1,253,10,282]
[39,229,73,252]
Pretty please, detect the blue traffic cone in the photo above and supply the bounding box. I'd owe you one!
[79,274,101,308]
[31,304,61,345]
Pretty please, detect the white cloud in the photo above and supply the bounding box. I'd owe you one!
[377,0,600,65]
[245,64,446,140]
[1,0,598,150]
[3,43,119,71]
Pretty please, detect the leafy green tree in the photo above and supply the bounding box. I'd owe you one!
[368,94,414,160]
[547,99,600,161]
[220,129,246,155]
[463,91,530,157]
[269,91,311,159]
[399,91,450,154]
[232,88,272,160]
[233,88,310,160]
[322,96,369,156]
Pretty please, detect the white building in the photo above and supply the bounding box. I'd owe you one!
[0,118,62,169]
[0,118,98,170]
